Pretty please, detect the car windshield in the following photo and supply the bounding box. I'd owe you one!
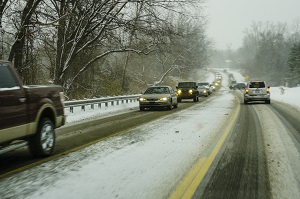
[144,87,169,94]
[178,82,194,87]
[198,82,209,86]
[249,82,265,88]
[198,85,206,88]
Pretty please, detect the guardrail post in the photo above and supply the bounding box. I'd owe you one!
[91,104,94,109]
[81,105,85,111]
[111,101,114,106]
[105,102,108,107]
[70,107,73,113]
[117,100,119,105]
[98,103,101,108]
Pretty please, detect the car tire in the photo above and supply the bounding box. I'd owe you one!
[140,107,145,111]
[244,99,248,104]
[28,118,55,157]
[178,98,181,103]
[266,100,271,104]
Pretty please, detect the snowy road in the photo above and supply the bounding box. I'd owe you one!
[0,90,239,199]
[1,70,300,199]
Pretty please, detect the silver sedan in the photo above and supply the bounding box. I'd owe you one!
[139,86,178,111]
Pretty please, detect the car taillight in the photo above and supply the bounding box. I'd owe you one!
[266,88,270,93]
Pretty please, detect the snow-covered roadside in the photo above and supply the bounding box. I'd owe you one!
[65,101,139,124]
[254,105,300,198]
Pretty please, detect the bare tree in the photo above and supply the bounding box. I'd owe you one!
[0,0,9,59]
[8,0,43,73]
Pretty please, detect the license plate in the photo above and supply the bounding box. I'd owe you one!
[255,90,260,94]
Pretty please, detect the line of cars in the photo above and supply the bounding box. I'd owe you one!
[226,73,271,104]
[228,79,271,104]
[139,80,220,111]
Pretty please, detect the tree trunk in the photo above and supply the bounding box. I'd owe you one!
[8,0,42,74]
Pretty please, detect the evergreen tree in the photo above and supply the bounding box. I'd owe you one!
[287,43,300,86]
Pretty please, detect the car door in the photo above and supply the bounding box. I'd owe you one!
[0,63,27,143]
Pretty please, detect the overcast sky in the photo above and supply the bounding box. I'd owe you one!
[204,0,300,50]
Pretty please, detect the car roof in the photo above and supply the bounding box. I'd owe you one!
[248,80,265,83]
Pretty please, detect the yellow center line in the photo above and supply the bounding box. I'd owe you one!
[169,100,241,199]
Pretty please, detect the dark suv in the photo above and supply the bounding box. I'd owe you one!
[176,82,199,102]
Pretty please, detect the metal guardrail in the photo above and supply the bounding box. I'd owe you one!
[64,94,142,113]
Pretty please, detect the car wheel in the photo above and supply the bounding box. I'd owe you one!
[244,99,248,104]
[28,118,55,157]
[266,100,271,104]
[178,98,181,103]
[140,107,145,111]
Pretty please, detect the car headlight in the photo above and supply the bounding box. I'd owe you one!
[177,89,182,94]
[189,89,193,94]
[159,97,168,101]
[245,89,249,94]
[203,90,207,93]
[139,97,146,101]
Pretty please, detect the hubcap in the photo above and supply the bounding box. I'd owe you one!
[41,124,54,152]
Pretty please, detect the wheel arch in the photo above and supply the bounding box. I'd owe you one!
[29,104,57,136]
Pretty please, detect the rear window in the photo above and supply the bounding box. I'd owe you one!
[0,64,18,89]
[249,81,265,88]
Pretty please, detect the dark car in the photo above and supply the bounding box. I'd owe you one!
[139,86,178,111]
[234,82,246,89]
[176,82,199,102]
